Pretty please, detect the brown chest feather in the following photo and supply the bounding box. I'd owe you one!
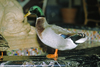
[36,19,45,38]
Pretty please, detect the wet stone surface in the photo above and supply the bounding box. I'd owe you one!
[0,55,100,67]
[1,46,100,67]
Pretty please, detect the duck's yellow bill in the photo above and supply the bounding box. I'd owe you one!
[24,11,31,17]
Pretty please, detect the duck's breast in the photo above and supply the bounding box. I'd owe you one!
[36,17,45,38]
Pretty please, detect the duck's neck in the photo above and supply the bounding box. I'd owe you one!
[35,6,45,17]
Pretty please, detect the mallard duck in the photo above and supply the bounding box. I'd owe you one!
[24,6,87,60]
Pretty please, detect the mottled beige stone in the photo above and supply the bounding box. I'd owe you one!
[0,0,31,36]
[0,0,40,50]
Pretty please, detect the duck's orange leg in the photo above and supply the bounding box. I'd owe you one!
[46,49,58,61]
[0,52,3,60]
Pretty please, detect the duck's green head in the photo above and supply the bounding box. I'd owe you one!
[24,6,44,17]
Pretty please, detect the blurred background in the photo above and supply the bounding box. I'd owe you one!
[17,0,100,28]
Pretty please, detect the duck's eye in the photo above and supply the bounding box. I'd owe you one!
[30,8,36,13]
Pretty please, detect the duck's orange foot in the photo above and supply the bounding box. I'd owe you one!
[0,52,3,60]
[46,49,58,61]
[46,54,58,61]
